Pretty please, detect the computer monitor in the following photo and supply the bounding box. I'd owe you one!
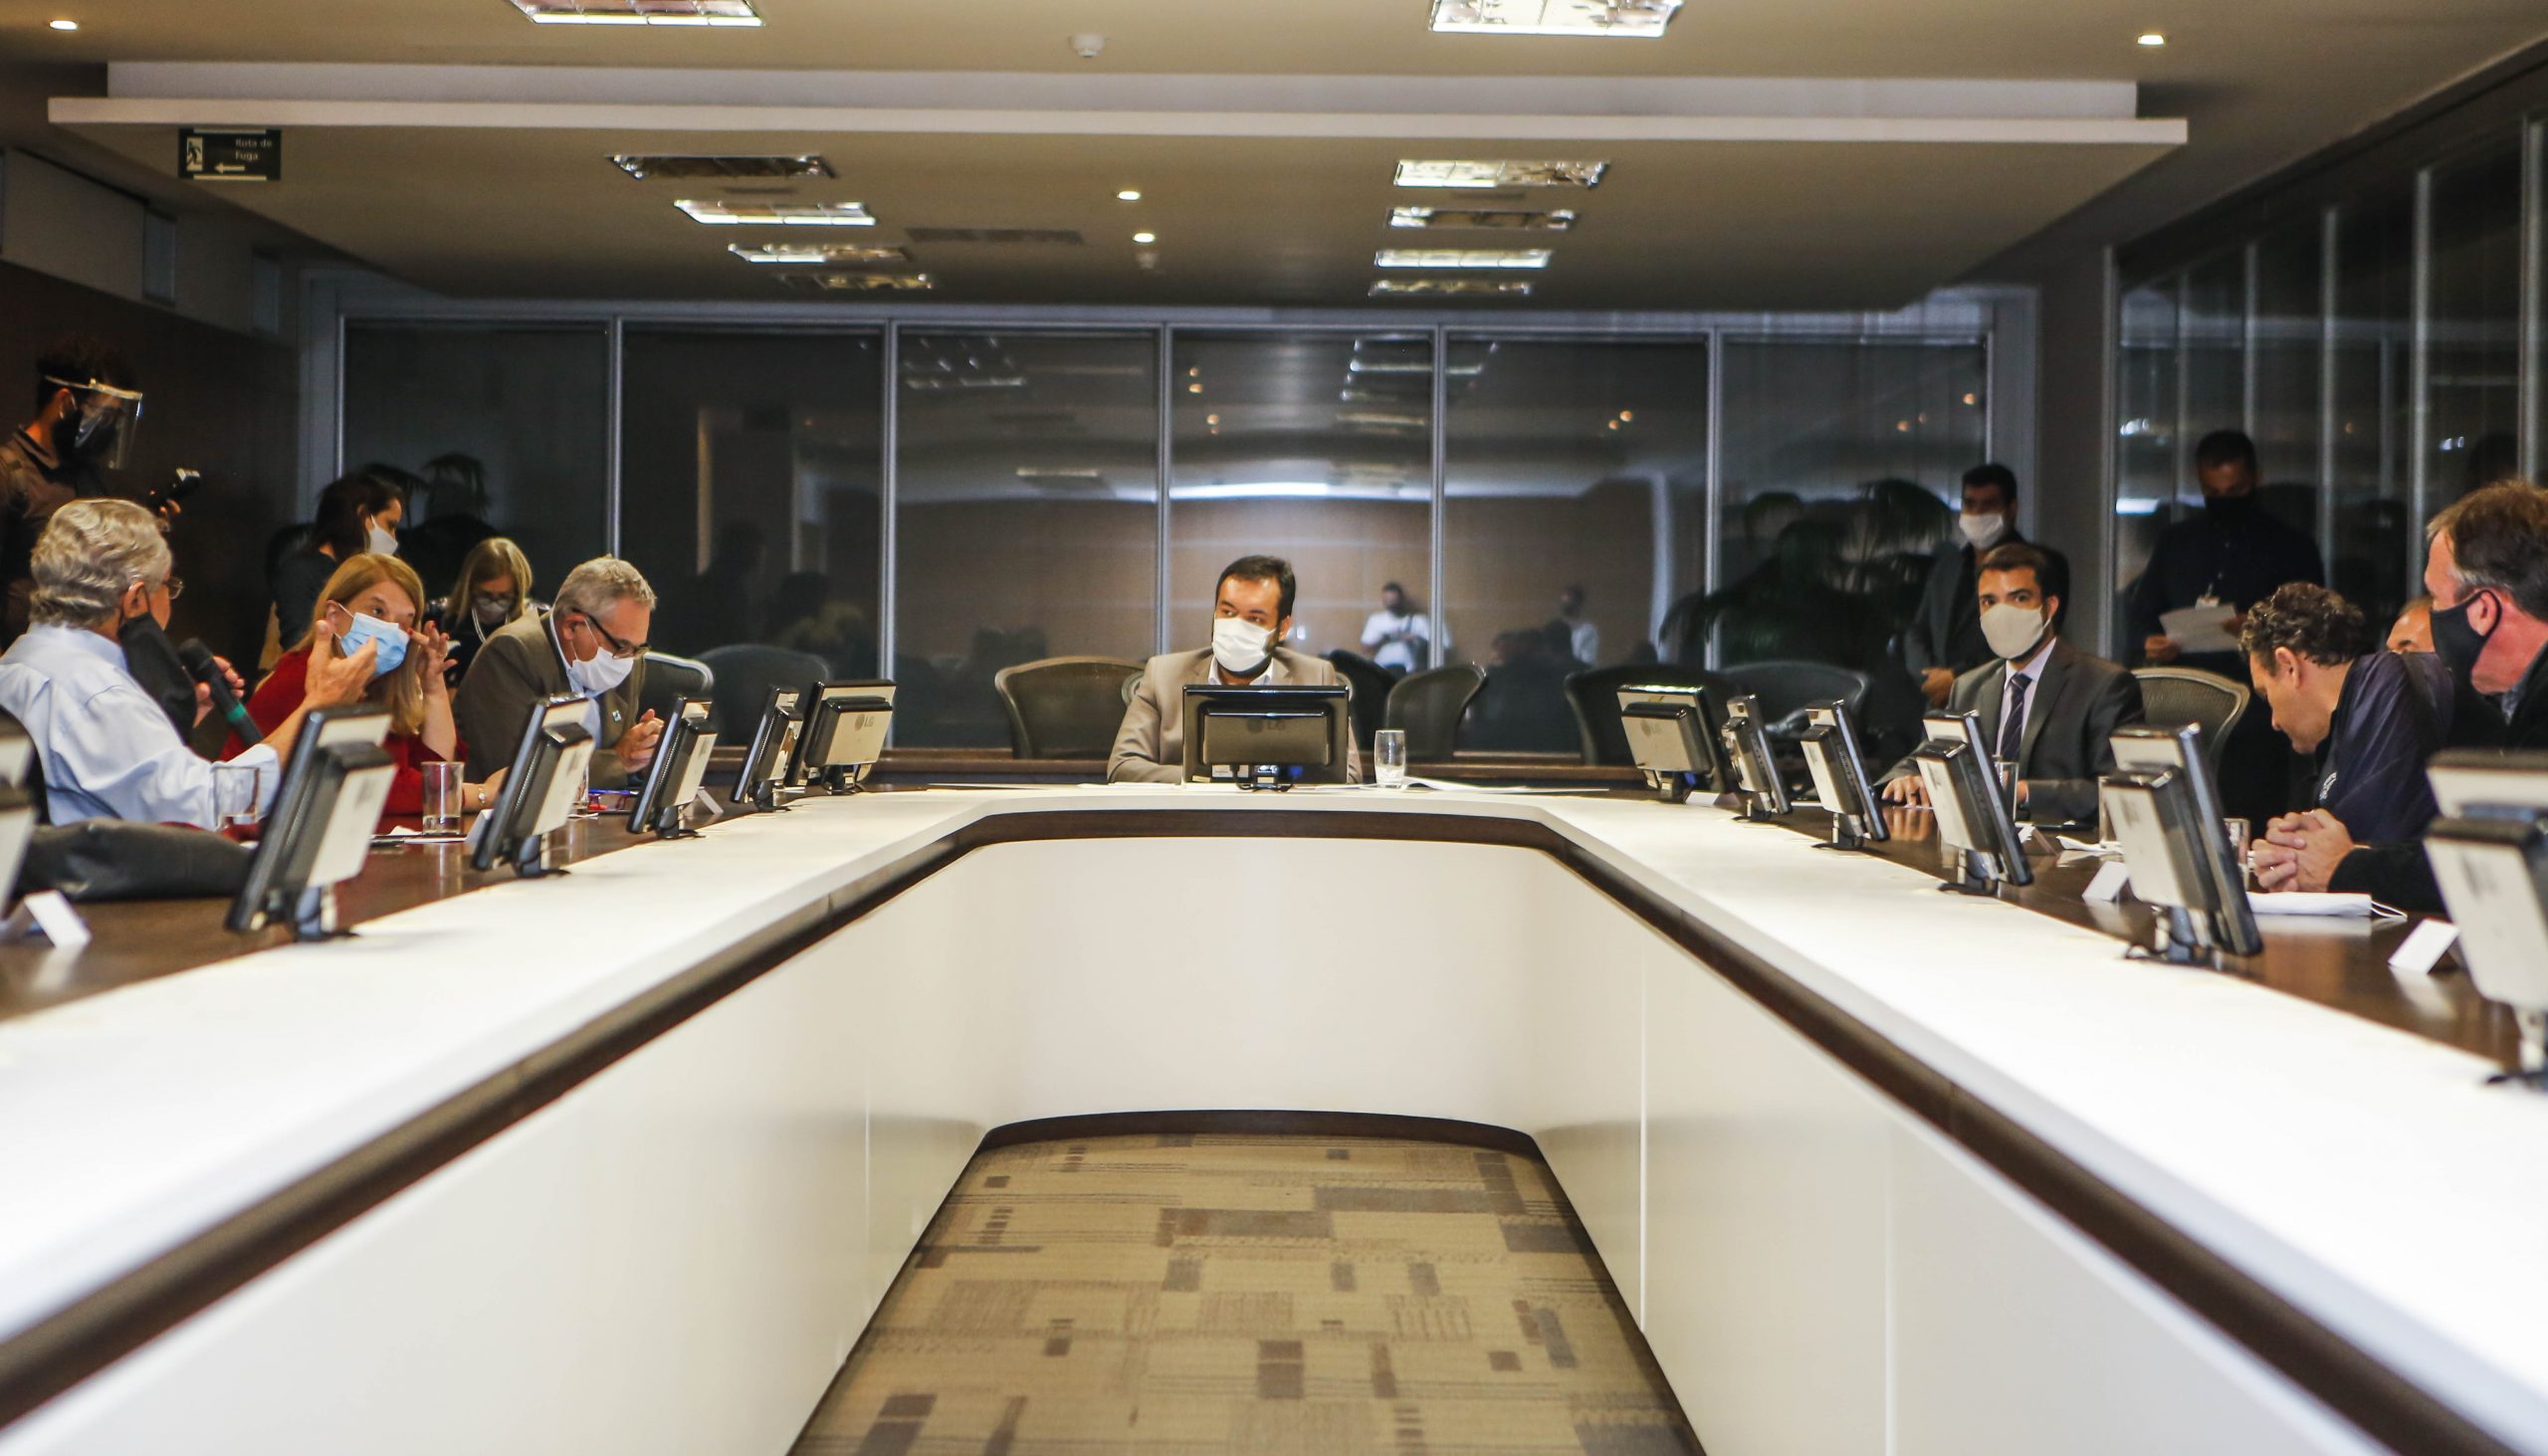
[2422,749,2548,1080]
[1617,684,1731,803]
[228,705,396,938]
[732,687,803,812]
[1716,694,1790,823]
[627,697,718,840]
[1911,712,2033,895]
[787,680,896,794]
[1799,700,1889,851]
[2099,723,2261,963]
[468,696,595,878]
[1179,685,1352,789]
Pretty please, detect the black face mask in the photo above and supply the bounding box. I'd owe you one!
[2431,591,2497,687]
[2204,492,2258,523]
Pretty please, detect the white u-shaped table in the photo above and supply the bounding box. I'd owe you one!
[0,787,2541,1456]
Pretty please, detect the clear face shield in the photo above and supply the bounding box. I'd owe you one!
[44,375,145,472]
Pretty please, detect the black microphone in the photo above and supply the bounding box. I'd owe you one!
[178,638,263,750]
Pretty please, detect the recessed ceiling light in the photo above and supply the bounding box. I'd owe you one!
[1390,206,1576,232]
[2136,31,2166,46]
[1394,159,1606,190]
[728,242,910,265]
[47,18,77,30]
[1428,0,1680,39]
[513,0,762,24]
[675,199,874,226]
[1133,231,1157,244]
[1376,248,1551,270]
[1369,279,1534,298]
[1116,189,1142,202]
[777,272,935,293]
[619,154,830,181]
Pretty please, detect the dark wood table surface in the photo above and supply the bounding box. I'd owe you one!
[0,784,2515,1069]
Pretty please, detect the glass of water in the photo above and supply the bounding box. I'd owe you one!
[1375,729,1409,789]
[421,761,462,834]
[210,762,262,831]
[2223,816,2251,879]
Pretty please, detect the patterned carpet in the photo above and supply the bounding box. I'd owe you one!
[788,1133,1700,1456]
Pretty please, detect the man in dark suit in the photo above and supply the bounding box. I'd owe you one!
[1881,541,2144,826]
[455,555,664,788]
[1902,464,2070,709]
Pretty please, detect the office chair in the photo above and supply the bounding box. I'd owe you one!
[1722,660,1870,731]
[1564,664,1743,766]
[2132,667,2252,778]
[1323,649,1395,751]
[993,656,1147,759]
[697,643,833,738]
[636,651,715,731]
[1382,664,1487,762]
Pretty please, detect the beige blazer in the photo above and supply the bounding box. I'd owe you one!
[454,610,649,788]
[1108,646,1361,783]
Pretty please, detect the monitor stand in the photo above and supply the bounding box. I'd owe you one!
[509,831,570,879]
[1937,848,2006,897]
[1813,813,1872,852]
[2125,907,2210,966]
[287,884,354,942]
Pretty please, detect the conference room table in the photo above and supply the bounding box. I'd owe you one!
[0,773,2538,1456]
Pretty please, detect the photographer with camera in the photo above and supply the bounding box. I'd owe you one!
[0,336,170,646]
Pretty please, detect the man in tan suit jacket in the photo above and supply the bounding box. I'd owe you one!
[1110,554,1362,783]
[455,556,664,788]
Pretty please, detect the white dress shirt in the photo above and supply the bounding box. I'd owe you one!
[0,623,282,827]
[1360,608,1432,673]
[1995,635,2055,765]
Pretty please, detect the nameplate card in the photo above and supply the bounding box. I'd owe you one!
[2388,919,2458,977]
[2080,861,2131,904]
[11,890,92,948]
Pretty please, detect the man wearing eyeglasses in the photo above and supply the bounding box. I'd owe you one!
[454,555,664,787]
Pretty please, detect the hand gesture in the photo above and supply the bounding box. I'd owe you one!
[411,619,454,696]
[303,619,378,707]
[1881,773,1930,807]
[190,654,247,726]
[2259,808,2356,894]
[619,709,665,770]
[1919,666,1954,708]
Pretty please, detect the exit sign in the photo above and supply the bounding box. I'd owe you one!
[179,128,282,183]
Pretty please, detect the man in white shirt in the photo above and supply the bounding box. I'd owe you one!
[0,499,376,826]
[1558,586,1598,666]
[1359,582,1430,675]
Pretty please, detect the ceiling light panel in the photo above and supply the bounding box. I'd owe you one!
[1375,248,1551,270]
[1428,0,1680,38]
[778,272,935,293]
[515,0,762,23]
[1393,159,1607,190]
[729,243,910,265]
[617,153,831,181]
[1390,207,1576,232]
[1369,279,1534,298]
[675,199,874,226]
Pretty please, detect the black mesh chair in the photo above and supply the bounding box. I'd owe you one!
[1324,649,1395,752]
[636,651,715,730]
[2132,667,2252,777]
[1382,665,1487,761]
[993,656,1147,759]
[698,644,833,738]
[1722,660,1871,731]
[1564,663,1744,766]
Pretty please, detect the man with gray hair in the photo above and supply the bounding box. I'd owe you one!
[455,554,662,787]
[0,499,376,826]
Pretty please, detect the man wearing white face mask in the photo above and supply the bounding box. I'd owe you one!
[454,555,663,788]
[1109,554,1360,783]
[1901,465,2071,710]
[1880,542,2142,826]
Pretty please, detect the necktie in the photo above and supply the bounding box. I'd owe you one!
[1999,673,2030,764]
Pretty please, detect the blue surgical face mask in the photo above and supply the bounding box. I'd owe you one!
[335,610,408,679]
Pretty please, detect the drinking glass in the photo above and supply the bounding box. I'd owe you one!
[2223,816,2251,878]
[421,761,462,834]
[210,762,262,831]
[1375,729,1408,788]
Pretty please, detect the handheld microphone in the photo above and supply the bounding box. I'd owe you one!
[178,638,263,750]
[145,468,204,515]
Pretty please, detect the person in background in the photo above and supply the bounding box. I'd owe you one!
[0,501,374,826]
[454,555,663,789]
[1360,582,1430,675]
[2256,481,2548,906]
[2239,583,2448,850]
[2130,430,2325,671]
[1880,542,2142,826]
[1556,586,1598,667]
[273,471,405,641]
[2387,595,2434,655]
[1110,554,1360,784]
[0,337,149,643]
[429,535,537,686]
[1902,464,2071,709]
[232,552,500,824]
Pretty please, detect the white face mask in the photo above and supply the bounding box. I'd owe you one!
[364,518,399,555]
[1981,601,2049,661]
[567,646,634,698]
[1212,616,1275,677]
[1957,511,2009,550]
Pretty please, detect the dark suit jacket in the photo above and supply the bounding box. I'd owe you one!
[453,610,649,787]
[1901,530,2070,679]
[1883,638,2144,826]
[2331,643,2548,910]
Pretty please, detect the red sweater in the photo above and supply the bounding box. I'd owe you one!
[224,648,463,821]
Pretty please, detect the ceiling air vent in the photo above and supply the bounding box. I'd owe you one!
[905,228,1087,247]
[613,153,833,180]
[515,0,761,23]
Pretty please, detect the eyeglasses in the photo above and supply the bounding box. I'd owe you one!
[156,574,183,601]
[572,611,648,660]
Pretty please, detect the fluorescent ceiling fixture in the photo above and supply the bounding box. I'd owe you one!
[515,0,762,23]
[1132,231,1157,245]
[48,19,77,31]
[1369,279,1534,298]
[1341,412,1428,429]
[1429,0,1680,39]
[617,153,830,181]
[777,272,935,293]
[1393,159,1606,190]
[1376,248,1550,270]
[1116,189,1142,202]
[675,199,874,226]
[729,242,908,265]
[2137,31,2166,46]
[1390,207,1575,232]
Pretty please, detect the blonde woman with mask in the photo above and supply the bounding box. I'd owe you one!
[227,551,500,822]
[430,536,536,685]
